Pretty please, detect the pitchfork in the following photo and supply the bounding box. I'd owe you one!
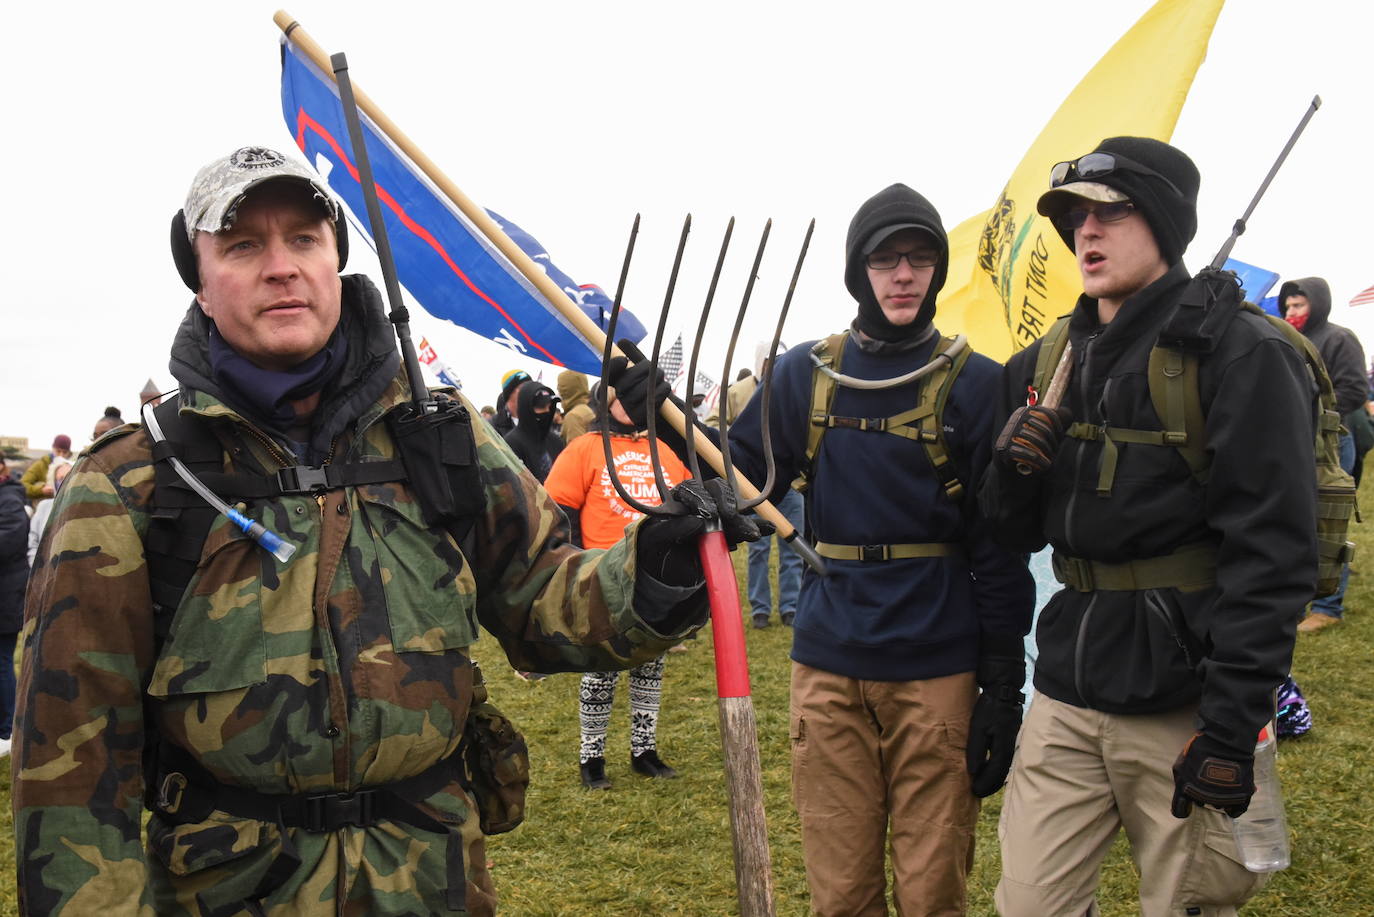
[596,214,813,917]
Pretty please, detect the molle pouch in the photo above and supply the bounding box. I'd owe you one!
[1315,420,1357,598]
[1158,268,1245,354]
[462,664,530,835]
[387,397,485,536]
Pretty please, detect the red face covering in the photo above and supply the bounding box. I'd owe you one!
[1285,312,1309,332]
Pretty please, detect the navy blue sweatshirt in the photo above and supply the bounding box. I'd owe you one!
[726,330,1034,681]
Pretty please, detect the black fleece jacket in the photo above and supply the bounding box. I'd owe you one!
[979,263,1318,756]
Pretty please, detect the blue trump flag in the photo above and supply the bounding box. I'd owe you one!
[491,211,646,343]
[279,40,644,373]
[1223,257,1281,314]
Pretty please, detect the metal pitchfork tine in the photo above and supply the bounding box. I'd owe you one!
[715,219,814,510]
[681,216,743,482]
[596,214,783,917]
[597,213,694,517]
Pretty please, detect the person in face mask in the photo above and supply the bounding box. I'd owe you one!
[1280,277,1367,632]
[502,380,564,482]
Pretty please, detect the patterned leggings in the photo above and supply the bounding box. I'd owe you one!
[578,655,666,763]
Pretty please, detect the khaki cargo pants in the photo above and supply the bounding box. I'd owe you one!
[997,694,1268,917]
[791,663,978,917]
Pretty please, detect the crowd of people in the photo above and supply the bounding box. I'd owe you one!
[2,135,1363,917]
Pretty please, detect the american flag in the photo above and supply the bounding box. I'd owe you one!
[654,334,685,383]
[1349,284,1374,308]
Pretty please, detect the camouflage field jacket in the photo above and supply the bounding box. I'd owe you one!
[14,360,701,915]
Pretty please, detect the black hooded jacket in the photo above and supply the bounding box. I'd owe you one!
[503,382,563,482]
[979,263,1319,756]
[1278,276,1368,416]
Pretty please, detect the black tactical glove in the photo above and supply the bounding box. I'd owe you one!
[636,479,774,586]
[1171,732,1255,818]
[994,405,1073,475]
[965,647,1026,798]
[605,351,671,429]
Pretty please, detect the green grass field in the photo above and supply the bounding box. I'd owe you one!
[1,489,1370,915]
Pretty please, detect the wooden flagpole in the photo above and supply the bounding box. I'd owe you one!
[273,11,798,547]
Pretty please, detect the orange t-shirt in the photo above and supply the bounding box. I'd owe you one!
[544,431,691,549]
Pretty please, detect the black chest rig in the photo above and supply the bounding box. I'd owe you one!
[145,395,484,622]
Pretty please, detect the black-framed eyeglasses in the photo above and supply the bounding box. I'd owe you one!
[865,249,940,270]
[1049,152,1182,196]
[1051,200,1137,232]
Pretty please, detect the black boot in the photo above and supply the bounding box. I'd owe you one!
[630,750,679,779]
[580,756,611,789]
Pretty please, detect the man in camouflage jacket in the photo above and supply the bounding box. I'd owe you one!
[13,147,724,916]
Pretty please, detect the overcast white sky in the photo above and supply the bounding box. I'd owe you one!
[2,0,1369,450]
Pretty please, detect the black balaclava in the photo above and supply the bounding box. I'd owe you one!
[1037,136,1200,265]
[844,183,949,342]
[514,381,558,438]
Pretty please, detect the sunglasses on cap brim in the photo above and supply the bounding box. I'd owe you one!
[1049,152,1183,197]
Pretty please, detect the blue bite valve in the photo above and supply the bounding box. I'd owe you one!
[255,528,298,564]
[141,400,297,565]
[227,508,297,563]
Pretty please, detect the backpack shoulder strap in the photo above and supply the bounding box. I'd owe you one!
[145,401,225,631]
[1146,344,1208,483]
[1031,317,1073,405]
[915,335,973,501]
[799,332,848,492]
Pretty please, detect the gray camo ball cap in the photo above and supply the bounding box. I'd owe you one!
[182,146,338,242]
[1036,181,1128,217]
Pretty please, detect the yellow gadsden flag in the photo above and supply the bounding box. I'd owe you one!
[939,0,1225,362]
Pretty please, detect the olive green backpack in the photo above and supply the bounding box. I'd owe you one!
[1032,300,1356,598]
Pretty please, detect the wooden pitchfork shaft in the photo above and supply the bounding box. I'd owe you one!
[597,216,777,917]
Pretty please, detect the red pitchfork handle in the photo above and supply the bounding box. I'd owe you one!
[697,528,776,915]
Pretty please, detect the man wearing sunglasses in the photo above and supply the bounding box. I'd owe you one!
[980,137,1317,916]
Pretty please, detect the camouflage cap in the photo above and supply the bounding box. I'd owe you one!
[182,146,338,241]
[1035,181,1128,218]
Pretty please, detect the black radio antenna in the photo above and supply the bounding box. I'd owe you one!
[1210,95,1321,271]
[332,51,432,412]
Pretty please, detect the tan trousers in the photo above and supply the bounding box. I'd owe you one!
[997,694,1267,917]
[791,663,978,917]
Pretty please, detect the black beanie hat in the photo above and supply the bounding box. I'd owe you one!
[844,184,948,342]
[1037,136,1200,265]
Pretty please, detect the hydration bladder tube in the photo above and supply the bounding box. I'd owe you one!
[141,401,297,563]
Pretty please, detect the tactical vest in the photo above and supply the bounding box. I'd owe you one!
[145,396,482,624]
[800,331,971,562]
[1034,284,1356,598]
[140,395,495,912]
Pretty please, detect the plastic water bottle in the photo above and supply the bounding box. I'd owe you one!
[1230,723,1290,872]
